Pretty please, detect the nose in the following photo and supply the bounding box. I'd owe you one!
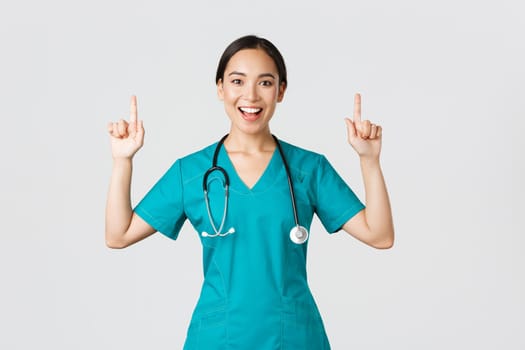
[243,81,259,101]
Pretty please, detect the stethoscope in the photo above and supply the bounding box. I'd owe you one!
[201,134,309,244]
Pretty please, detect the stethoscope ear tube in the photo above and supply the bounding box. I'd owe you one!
[203,134,231,191]
[203,166,230,192]
[201,135,233,238]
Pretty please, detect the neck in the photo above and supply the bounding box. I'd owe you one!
[224,129,276,153]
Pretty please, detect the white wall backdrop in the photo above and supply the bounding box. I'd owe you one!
[1,0,523,349]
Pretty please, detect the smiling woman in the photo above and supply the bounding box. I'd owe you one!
[216,41,286,138]
[105,35,394,349]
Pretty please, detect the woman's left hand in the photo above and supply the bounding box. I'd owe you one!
[345,93,382,160]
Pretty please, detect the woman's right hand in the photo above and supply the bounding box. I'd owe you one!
[107,95,145,160]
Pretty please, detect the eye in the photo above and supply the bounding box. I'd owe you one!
[231,79,242,85]
[259,80,273,87]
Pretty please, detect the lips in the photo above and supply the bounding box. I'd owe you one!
[239,107,262,121]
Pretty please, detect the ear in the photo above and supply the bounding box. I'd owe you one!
[277,82,286,103]
[217,79,224,101]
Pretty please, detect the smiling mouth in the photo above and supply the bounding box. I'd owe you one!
[239,107,262,121]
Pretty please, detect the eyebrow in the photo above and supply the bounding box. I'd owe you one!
[228,71,276,79]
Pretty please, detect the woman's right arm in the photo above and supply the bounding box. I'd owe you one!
[105,96,156,249]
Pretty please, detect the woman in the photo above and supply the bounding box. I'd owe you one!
[106,35,394,349]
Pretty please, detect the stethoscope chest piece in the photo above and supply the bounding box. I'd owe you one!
[290,225,309,244]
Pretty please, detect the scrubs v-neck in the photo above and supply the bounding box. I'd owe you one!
[134,140,365,350]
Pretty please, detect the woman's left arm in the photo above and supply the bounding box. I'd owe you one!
[341,93,394,249]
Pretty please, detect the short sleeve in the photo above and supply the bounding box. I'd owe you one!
[134,160,186,240]
[315,156,365,233]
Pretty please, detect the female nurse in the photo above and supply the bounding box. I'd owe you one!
[105,35,394,349]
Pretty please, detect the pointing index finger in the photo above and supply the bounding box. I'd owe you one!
[130,95,138,123]
[353,93,361,123]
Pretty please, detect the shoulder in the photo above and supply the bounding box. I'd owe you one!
[277,139,326,167]
[180,142,217,163]
[166,142,219,182]
[276,138,332,185]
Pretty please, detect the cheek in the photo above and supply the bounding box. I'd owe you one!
[222,89,238,102]
[267,90,281,104]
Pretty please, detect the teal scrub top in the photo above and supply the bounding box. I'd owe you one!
[134,140,365,350]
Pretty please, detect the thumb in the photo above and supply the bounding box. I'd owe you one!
[345,117,357,143]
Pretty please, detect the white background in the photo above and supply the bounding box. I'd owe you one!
[1,0,523,349]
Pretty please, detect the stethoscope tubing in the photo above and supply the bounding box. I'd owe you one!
[272,135,300,228]
[202,134,308,243]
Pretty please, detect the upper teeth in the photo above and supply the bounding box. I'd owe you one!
[240,107,261,113]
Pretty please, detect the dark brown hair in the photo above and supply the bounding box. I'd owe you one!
[215,35,287,87]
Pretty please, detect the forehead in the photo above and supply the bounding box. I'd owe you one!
[225,48,278,75]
